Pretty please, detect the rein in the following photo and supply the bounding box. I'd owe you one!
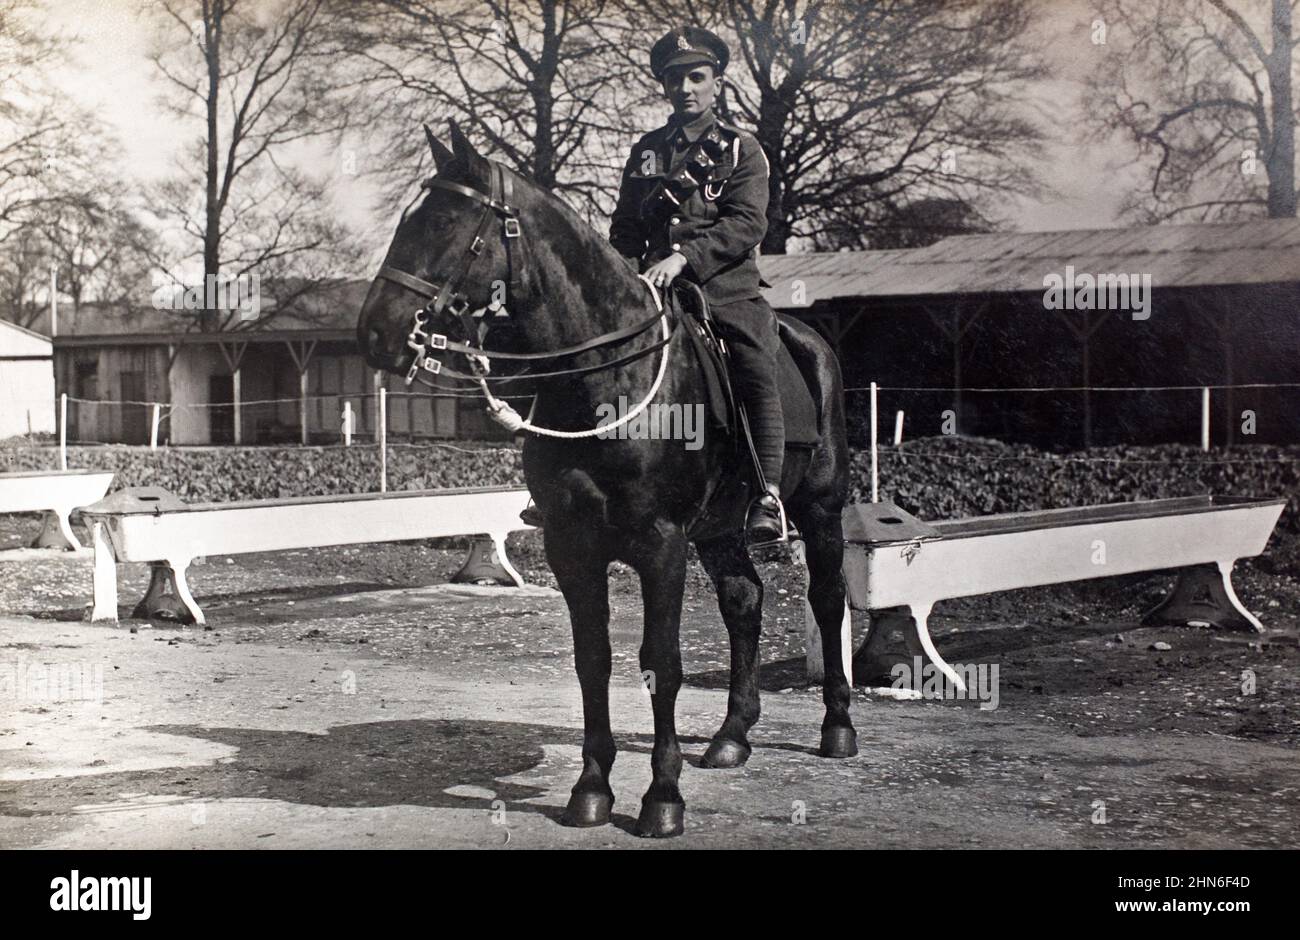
[376,158,676,438]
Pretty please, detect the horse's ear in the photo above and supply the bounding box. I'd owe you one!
[447,118,479,163]
[423,124,455,173]
[447,118,490,184]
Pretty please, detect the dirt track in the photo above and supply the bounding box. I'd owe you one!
[1,522,1298,849]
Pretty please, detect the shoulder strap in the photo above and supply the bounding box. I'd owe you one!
[640,122,736,214]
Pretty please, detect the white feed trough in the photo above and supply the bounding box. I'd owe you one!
[82,485,535,625]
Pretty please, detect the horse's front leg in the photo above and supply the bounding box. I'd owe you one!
[627,521,688,838]
[548,527,617,828]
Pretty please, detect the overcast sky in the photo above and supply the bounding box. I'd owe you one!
[42,0,1142,240]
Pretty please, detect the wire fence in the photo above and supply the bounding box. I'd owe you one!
[3,387,535,451]
[845,381,1300,500]
[4,381,1299,500]
[847,382,1300,393]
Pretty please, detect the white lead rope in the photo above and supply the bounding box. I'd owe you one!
[473,274,671,439]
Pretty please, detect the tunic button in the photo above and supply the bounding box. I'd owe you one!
[670,216,681,224]
[671,243,681,251]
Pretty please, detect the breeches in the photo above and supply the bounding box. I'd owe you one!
[710,296,784,485]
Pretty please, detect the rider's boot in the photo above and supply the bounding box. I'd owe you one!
[745,482,787,546]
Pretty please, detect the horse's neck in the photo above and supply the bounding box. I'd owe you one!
[527,215,666,409]
[535,229,654,336]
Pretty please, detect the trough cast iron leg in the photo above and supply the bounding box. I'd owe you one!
[168,560,206,626]
[30,508,82,551]
[89,521,120,623]
[1141,561,1264,633]
[851,607,916,686]
[908,603,967,694]
[490,532,526,588]
[132,559,205,625]
[451,535,527,586]
[794,539,852,685]
[850,605,966,693]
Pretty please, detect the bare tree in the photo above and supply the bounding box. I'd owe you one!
[0,0,153,329]
[0,224,45,327]
[0,0,99,247]
[332,0,652,223]
[1087,0,1296,221]
[41,199,155,314]
[618,0,1046,252]
[818,196,993,251]
[146,0,362,332]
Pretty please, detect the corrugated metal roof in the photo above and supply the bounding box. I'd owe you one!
[761,218,1300,307]
[37,218,1300,340]
[48,278,370,338]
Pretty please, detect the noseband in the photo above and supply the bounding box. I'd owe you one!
[377,158,672,388]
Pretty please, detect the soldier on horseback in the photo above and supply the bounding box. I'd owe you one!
[610,26,787,546]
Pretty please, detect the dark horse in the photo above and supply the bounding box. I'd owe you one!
[358,123,855,837]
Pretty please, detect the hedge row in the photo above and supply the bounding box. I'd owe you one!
[0,442,523,503]
[4,436,1298,531]
[858,437,1300,532]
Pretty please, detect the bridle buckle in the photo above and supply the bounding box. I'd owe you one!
[503,217,521,238]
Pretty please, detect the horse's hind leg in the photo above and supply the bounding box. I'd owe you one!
[548,529,617,828]
[695,534,763,769]
[792,502,858,758]
[628,524,688,837]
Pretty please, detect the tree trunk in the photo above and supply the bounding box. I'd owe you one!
[532,2,559,190]
[756,87,790,255]
[202,2,222,331]
[1266,0,1296,218]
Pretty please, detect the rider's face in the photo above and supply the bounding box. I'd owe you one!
[661,64,720,119]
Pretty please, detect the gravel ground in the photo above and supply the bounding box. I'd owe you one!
[1,511,1298,848]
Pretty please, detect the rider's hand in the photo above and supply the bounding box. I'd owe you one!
[644,252,688,289]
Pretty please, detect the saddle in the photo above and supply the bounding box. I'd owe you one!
[670,282,821,450]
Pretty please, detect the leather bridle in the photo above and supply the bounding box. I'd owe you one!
[377,158,673,388]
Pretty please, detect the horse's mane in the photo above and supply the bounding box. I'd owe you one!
[453,153,651,308]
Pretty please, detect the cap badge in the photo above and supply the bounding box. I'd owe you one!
[676,33,692,51]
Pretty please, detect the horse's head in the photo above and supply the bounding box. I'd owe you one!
[358,121,531,380]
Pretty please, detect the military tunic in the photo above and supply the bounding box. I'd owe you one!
[608,107,785,485]
[609,110,770,306]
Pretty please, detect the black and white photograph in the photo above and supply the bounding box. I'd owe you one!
[0,0,1296,909]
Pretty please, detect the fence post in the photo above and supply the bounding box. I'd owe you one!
[1201,387,1211,451]
[379,387,388,493]
[893,409,904,447]
[870,381,879,503]
[342,402,353,446]
[59,392,67,470]
[232,368,242,445]
[150,404,161,450]
[300,370,309,446]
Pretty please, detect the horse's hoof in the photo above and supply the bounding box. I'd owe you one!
[561,790,613,828]
[635,800,685,838]
[700,738,751,769]
[819,726,858,759]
